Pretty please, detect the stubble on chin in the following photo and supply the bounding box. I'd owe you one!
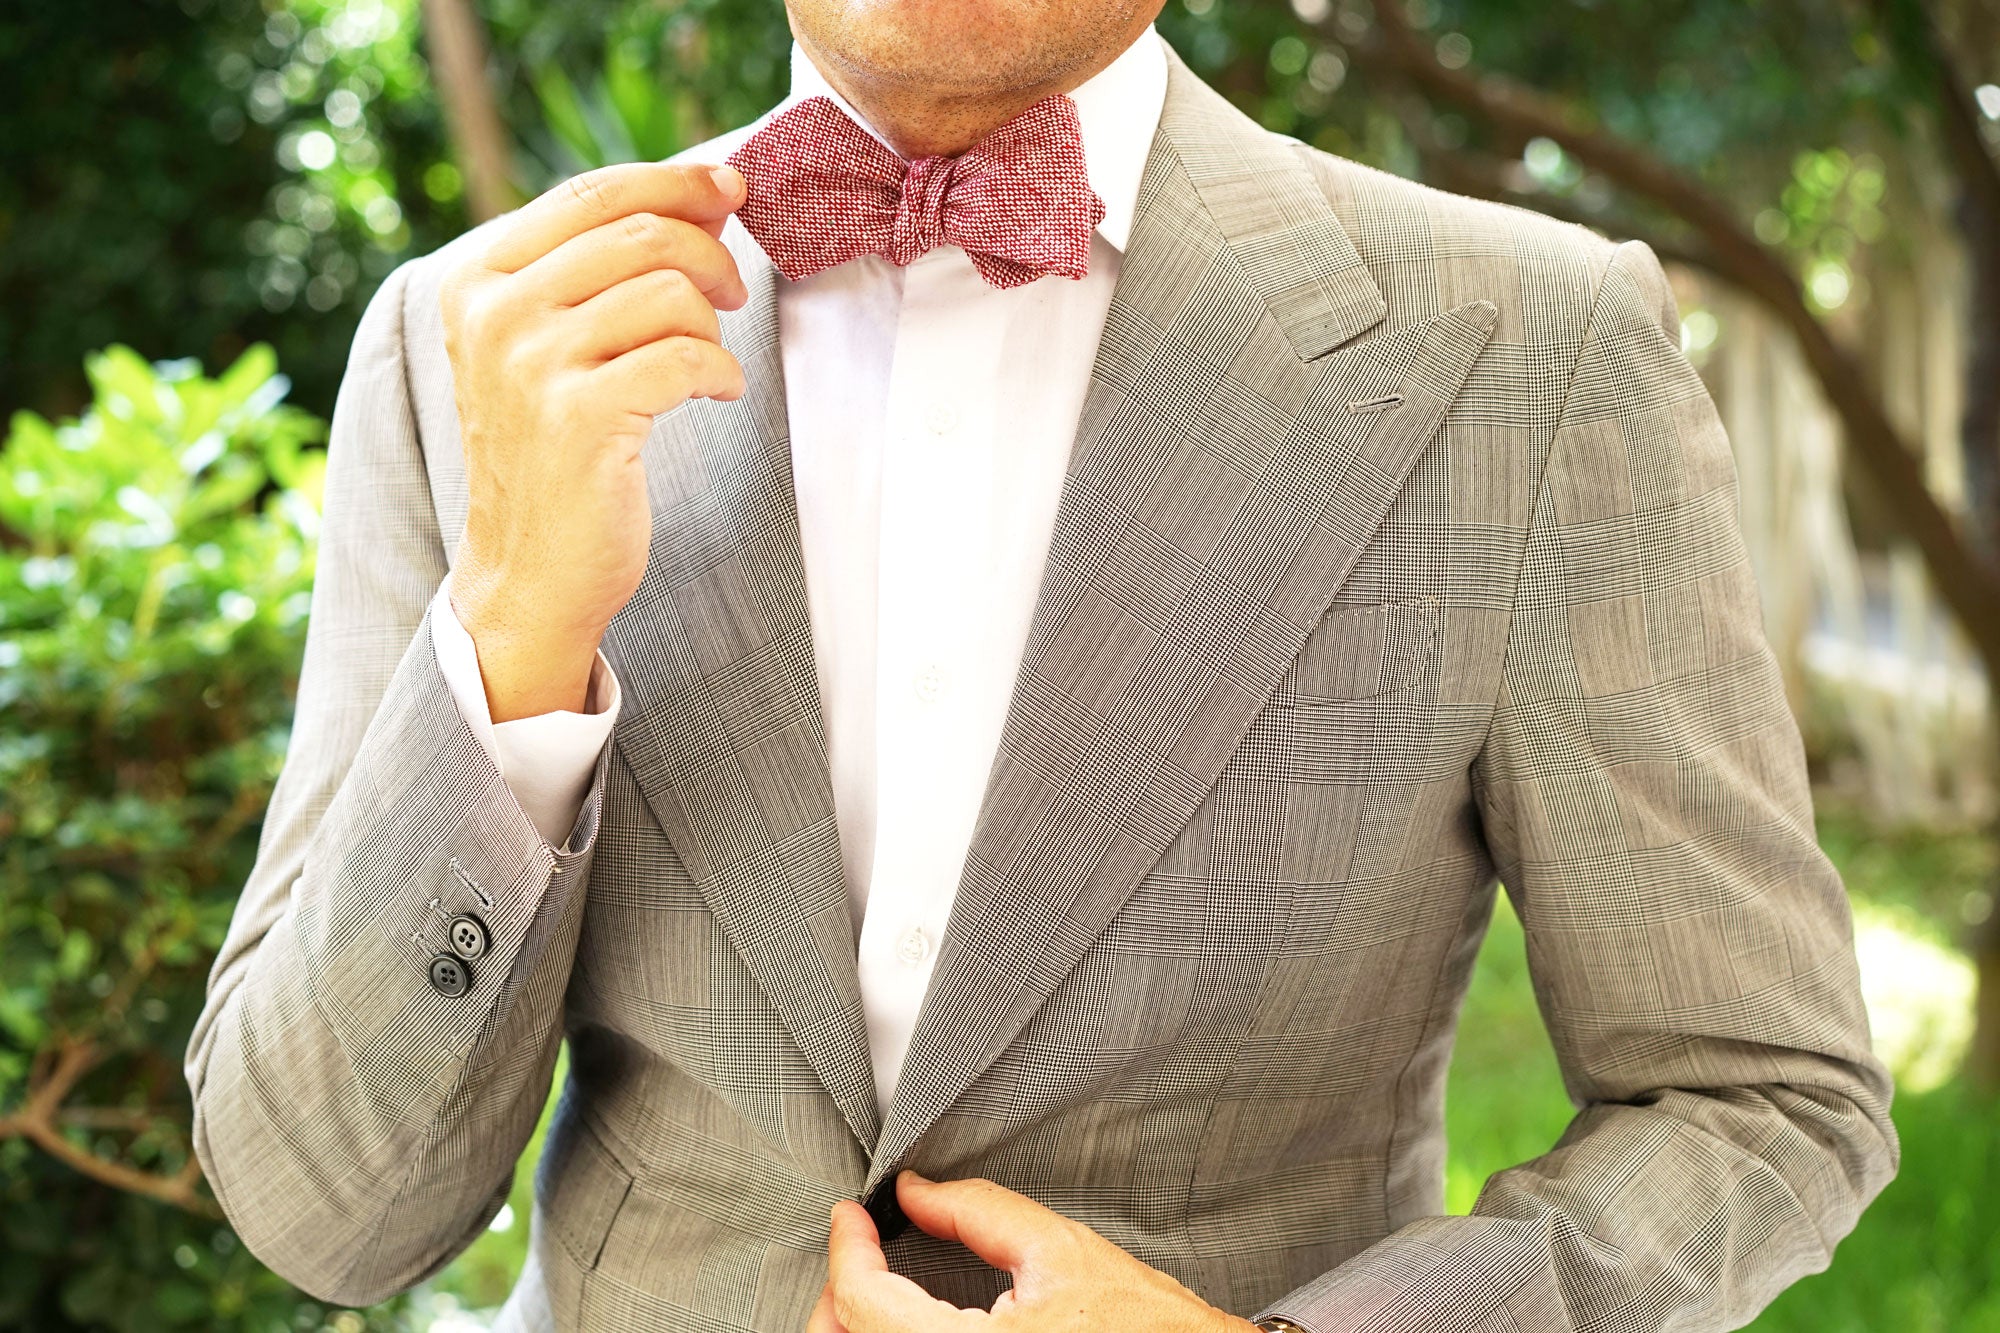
[789,0,1152,110]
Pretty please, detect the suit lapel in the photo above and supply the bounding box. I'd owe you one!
[864,48,1498,1190]
[601,232,882,1155]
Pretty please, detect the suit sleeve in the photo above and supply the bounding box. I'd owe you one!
[184,255,613,1307]
[1252,239,1899,1333]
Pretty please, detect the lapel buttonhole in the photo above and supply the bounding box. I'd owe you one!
[1348,393,1406,414]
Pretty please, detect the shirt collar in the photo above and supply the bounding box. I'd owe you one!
[778,25,1168,255]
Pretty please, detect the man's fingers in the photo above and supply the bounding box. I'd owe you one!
[591,336,745,423]
[828,1201,891,1281]
[566,268,723,364]
[481,160,744,274]
[826,1201,963,1333]
[894,1171,1070,1275]
[514,210,748,312]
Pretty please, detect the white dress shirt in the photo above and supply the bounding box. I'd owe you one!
[431,26,1171,1116]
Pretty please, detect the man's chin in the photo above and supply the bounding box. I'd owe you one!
[787,0,1137,99]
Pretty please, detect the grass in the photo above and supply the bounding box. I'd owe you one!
[417,806,2000,1329]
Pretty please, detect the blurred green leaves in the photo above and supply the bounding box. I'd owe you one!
[485,0,787,179]
[0,346,391,1330]
[526,46,687,177]
[235,0,432,302]
[0,0,457,423]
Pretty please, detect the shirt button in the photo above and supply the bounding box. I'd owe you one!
[448,914,490,960]
[924,403,958,435]
[896,925,932,968]
[428,954,473,996]
[913,663,947,703]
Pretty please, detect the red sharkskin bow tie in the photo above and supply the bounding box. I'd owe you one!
[723,92,1106,290]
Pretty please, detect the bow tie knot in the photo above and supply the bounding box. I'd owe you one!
[888,154,956,265]
[725,93,1106,289]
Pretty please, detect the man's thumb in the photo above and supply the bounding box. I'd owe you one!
[895,1171,1060,1273]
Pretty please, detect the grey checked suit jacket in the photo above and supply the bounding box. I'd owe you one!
[186,45,1897,1333]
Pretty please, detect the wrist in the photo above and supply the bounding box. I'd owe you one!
[449,572,603,723]
[478,635,600,722]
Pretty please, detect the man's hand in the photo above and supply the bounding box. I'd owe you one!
[438,160,751,721]
[807,1170,1261,1333]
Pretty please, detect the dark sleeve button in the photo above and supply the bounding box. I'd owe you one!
[428,954,473,996]
[447,914,490,960]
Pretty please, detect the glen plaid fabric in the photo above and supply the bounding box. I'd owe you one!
[724,92,1106,287]
[186,42,1896,1333]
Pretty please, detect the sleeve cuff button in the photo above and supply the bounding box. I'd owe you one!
[428,954,473,996]
[448,914,491,960]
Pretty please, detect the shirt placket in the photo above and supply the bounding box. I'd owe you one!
[858,248,1004,1110]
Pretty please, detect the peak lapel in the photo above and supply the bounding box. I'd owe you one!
[865,48,1498,1190]
[602,231,881,1154]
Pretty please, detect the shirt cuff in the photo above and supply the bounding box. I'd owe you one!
[429,571,621,850]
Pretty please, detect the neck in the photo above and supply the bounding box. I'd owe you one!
[789,25,1143,159]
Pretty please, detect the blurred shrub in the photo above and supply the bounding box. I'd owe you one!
[0,346,403,1329]
[482,0,788,179]
[0,0,457,423]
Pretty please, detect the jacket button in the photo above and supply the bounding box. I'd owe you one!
[448,914,490,960]
[863,1178,911,1244]
[428,954,473,996]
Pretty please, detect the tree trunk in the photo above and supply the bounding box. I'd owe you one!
[1957,170,2000,563]
[1974,707,2000,1092]
[421,0,520,222]
[1954,169,2000,1085]
[1926,0,2000,1078]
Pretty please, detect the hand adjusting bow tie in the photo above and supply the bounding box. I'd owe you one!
[724,93,1106,290]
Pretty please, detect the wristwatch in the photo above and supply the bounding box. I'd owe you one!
[1255,1319,1310,1332]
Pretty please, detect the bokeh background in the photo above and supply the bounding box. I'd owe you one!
[4,0,1999,1328]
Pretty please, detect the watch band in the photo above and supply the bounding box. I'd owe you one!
[1255,1319,1310,1332]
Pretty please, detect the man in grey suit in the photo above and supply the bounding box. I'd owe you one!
[185,0,1897,1329]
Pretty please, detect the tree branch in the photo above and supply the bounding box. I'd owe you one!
[1376,87,1720,273]
[193,780,268,870]
[0,1035,220,1219]
[1417,145,1729,287]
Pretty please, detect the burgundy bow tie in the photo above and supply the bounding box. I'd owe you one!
[724,93,1106,290]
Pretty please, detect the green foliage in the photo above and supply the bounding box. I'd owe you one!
[524,50,690,178]
[1442,891,1571,1216]
[0,0,457,423]
[485,0,791,179]
[0,342,1988,1322]
[1811,797,2000,948]
[0,346,409,1330]
[6,0,1943,424]
[5,3,1993,1325]
[226,0,446,318]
